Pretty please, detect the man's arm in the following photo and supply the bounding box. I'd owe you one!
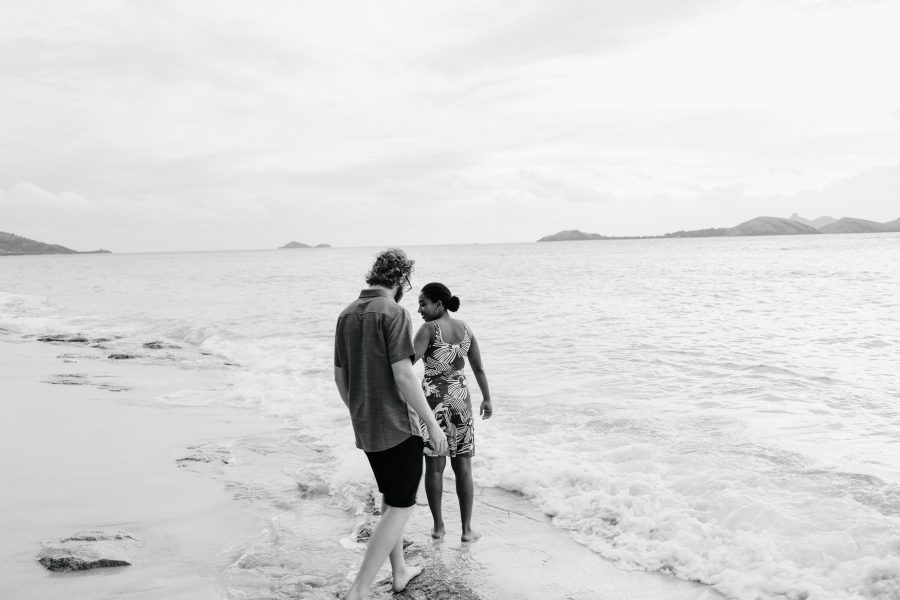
[391,358,449,455]
[334,366,350,409]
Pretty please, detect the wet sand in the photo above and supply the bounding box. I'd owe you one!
[0,338,278,600]
[0,337,724,600]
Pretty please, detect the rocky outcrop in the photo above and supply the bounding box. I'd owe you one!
[729,216,821,236]
[538,229,611,242]
[0,231,110,254]
[1,231,77,255]
[789,213,837,229]
[37,530,142,572]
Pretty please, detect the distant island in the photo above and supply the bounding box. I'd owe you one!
[279,241,331,249]
[539,214,900,242]
[0,231,111,255]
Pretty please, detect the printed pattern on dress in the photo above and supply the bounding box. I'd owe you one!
[420,321,475,457]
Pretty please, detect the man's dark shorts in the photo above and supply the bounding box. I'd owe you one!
[364,435,424,508]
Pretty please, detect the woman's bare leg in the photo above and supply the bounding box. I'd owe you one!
[424,456,446,539]
[450,456,480,542]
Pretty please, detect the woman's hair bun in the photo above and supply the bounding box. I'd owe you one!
[421,282,460,312]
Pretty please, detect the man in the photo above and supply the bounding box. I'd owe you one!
[333,248,448,600]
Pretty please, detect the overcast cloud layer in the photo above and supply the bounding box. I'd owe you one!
[2,0,899,252]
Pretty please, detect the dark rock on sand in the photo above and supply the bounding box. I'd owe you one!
[108,353,137,360]
[143,340,182,350]
[353,492,412,548]
[38,334,90,344]
[176,443,232,469]
[44,373,130,392]
[45,373,89,385]
[37,530,142,572]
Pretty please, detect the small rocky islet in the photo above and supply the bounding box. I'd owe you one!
[279,241,332,249]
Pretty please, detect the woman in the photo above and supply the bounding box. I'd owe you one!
[414,282,492,542]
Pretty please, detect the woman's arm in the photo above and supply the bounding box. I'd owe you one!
[467,334,493,419]
[413,322,432,364]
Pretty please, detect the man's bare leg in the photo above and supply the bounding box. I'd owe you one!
[451,456,481,542]
[343,502,416,600]
[424,456,446,539]
[383,500,423,592]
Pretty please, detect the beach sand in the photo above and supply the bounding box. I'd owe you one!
[0,338,280,600]
[0,337,723,600]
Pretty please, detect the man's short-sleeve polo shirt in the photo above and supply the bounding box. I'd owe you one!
[334,288,419,452]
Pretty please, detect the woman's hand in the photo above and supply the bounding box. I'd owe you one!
[480,400,493,420]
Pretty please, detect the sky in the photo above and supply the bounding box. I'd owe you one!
[1,0,899,252]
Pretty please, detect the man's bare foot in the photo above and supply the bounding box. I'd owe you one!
[460,529,481,543]
[392,564,423,593]
[430,524,445,539]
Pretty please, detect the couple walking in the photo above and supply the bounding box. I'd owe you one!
[333,248,493,600]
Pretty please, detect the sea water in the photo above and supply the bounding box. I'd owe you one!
[1,234,899,600]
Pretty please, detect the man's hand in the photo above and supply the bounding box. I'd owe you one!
[425,421,448,454]
[391,358,449,455]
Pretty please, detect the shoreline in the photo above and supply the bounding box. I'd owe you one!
[0,335,723,600]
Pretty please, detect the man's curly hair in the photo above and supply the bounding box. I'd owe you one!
[365,248,415,288]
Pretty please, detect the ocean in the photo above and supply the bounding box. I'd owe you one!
[2,234,899,600]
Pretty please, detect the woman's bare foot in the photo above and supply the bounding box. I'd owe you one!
[460,529,481,543]
[431,522,445,539]
[392,564,423,593]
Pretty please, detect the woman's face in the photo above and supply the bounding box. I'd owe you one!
[417,293,443,321]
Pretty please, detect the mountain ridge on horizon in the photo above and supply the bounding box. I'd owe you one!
[539,214,900,242]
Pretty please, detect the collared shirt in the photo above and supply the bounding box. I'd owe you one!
[334,288,420,452]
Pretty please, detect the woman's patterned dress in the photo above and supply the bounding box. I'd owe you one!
[420,320,474,458]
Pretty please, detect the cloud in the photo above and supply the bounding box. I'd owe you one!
[2,1,899,249]
[684,161,900,228]
[786,161,900,220]
[518,169,611,204]
[280,150,479,192]
[425,0,723,72]
[1,182,273,251]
